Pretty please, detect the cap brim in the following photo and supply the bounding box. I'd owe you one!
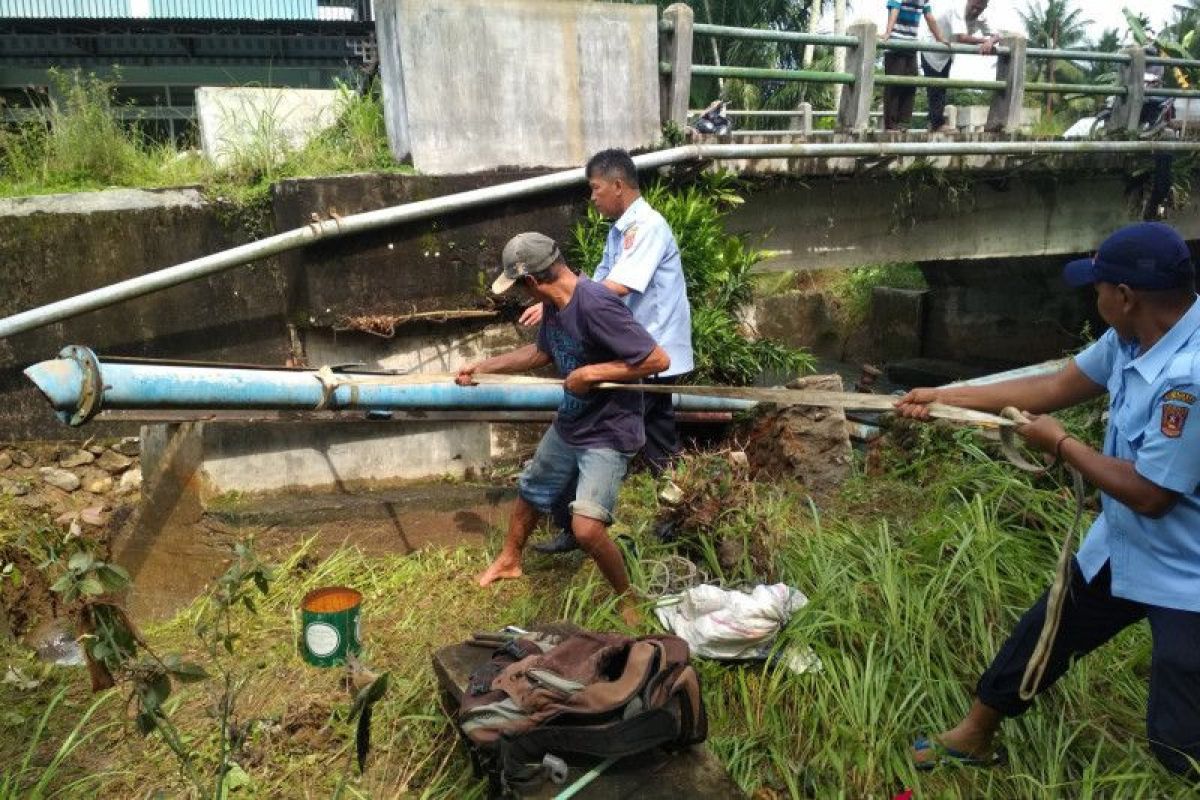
[1062,257,1098,288]
[491,273,518,295]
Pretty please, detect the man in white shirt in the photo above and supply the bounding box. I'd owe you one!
[922,0,1000,132]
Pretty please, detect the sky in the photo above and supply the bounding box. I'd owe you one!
[843,1,1175,80]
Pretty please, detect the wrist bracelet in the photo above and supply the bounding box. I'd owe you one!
[1054,434,1074,461]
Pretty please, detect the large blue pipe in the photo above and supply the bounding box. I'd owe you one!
[24,347,754,426]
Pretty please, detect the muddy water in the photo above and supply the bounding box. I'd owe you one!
[112,481,516,621]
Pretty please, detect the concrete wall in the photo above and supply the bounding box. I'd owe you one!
[196,87,341,168]
[271,171,586,325]
[0,172,585,489]
[0,188,290,441]
[374,0,662,173]
[733,172,1200,272]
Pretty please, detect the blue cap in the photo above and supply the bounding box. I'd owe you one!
[1063,222,1195,290]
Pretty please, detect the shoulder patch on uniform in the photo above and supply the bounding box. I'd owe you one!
[1162,404,1190,439]
[1163,389,1197,405]
[622,224,638,251]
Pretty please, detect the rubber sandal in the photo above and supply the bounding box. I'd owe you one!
[912,735,1005,770]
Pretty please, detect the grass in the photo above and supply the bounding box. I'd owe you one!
[0,71,410,204]
[0,410,1191,798]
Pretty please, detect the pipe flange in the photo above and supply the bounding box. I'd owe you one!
[58,345,104,427]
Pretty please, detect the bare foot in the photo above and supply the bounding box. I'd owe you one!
[478,556,523,587]
[618,597,643,628]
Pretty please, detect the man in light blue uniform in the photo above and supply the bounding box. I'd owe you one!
[897,222,1200,775]
[587,148,693,474]
[523,149,693,553]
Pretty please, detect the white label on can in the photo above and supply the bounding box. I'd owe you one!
[305,622,341,658]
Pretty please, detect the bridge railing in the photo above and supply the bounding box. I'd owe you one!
[659,3,1200,136]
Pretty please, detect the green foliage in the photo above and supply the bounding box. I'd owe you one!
[0,687,117,800]
[827,262,927,330]
[208,81,402,208]
[571,171,813,385]
[0,71,407,202]
[0,70,203,197]
[7,429,1194,797]
[37,537,275,798]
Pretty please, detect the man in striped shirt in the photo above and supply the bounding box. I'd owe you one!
[882,0,946,131]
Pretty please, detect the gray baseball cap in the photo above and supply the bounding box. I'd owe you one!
[492,232,561,295]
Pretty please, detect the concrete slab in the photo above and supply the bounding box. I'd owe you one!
[432,642,745,799]
[734,173,1200,272]
[196,87,341,168]
[375,0,661,173]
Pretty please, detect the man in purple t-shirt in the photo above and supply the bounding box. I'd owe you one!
[455,232,670,625]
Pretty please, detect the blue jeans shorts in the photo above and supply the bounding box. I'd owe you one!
[518,426,633,525]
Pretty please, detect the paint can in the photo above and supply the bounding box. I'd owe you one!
[300,586,362,667]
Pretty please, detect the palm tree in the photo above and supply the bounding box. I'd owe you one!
[1018,0,1093,114]
[1087,28,1121,84]
[623,1,834,118]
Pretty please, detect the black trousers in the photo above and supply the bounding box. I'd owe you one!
[641,374,682,476]
[921,56,952,129]
[977,560,1200,775]
[883,51,918,130]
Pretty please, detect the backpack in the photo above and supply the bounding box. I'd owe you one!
[453,630,707,796]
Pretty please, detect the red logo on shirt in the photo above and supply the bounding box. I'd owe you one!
[1162,403,1189,439]
[622,225,638,251]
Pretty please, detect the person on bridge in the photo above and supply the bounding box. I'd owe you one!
[521,148,693,554]
[897,222,1200,775]
[882,0,947,131]
[921,0,999,132]
[456,232,670,627]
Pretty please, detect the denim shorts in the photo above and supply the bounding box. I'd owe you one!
[517,426,633,525]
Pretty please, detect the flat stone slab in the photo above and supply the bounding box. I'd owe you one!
[433,642,745,799]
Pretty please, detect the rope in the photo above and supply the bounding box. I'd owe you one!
[998,408,1088,702]
[641,554,708,598]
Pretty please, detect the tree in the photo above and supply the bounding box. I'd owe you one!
[620,1,838,119]
[1087,27,1121,83]
[1019,0,1093,114]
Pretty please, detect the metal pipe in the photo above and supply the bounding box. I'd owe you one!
[1025,47,1130,64]
[690,110,926,119]
[1026,82,1127,97]
[684,20,1136,66]
[5,139,1200,340]
[0,145,670,340]
[23,348,755,426]
[1146,55,1200,69]
[690,64,855,84]
[875,75,1005,90]
[689,22,858,48]
[1146,87,1200,99]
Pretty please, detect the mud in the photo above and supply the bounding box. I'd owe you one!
[114,481,517,622]
[743,374,854,496]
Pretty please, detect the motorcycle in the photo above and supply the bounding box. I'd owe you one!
[1089,66,1178,139]
[692,100,733,136]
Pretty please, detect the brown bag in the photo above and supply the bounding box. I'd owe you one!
[456,632,707,794]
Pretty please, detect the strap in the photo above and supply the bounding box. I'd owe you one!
[1018,464,1087,700]
[307,367,1018,429]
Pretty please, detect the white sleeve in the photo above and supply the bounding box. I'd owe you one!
[604,220,671,294]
